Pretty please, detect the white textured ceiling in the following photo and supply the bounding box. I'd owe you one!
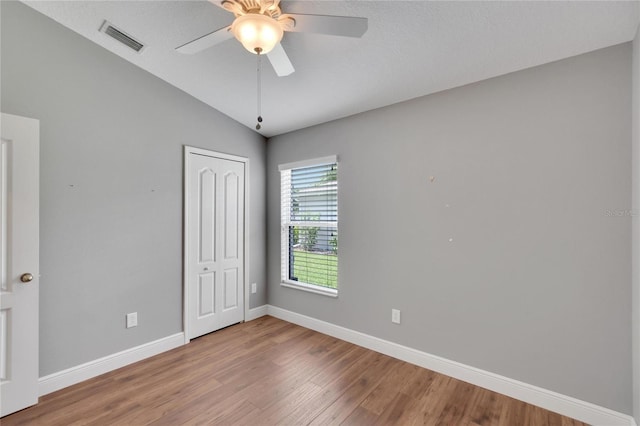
[23,1,640,137]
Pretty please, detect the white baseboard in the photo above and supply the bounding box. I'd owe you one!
[38,332,185,397]
[246,305,268,321]
[266,305,636,426]
[35,307,636,426]
[38,305,268,398]
[39,305,269,397]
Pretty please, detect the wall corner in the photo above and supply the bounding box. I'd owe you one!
[632,18,640,426]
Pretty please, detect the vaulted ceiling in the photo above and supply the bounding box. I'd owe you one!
[23,1,639,137]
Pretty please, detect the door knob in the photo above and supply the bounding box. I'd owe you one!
[20,273,33,283]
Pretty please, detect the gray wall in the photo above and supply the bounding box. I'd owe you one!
[1,1,267,376]
[633,22,640,425]
[267,44,632,413]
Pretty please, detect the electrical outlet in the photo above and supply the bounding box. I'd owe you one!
[391,309,401,324]
[251,283,257,294]
[126,312,138,328]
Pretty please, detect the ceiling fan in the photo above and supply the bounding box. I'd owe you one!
[176,0,368,77]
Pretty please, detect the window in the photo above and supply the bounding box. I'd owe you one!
[280,156,338,297]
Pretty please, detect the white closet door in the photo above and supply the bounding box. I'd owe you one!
[186,151,244,339]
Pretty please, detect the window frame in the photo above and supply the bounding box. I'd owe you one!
[279,156,338,298]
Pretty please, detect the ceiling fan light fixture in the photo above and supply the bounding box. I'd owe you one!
[231,13,283,54]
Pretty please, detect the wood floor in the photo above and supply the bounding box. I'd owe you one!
[3,316,586,426]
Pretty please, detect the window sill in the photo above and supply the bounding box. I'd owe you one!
[281,280,338,298]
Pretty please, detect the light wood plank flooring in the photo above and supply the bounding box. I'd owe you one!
[2,316,586,425]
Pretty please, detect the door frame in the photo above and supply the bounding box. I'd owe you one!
[183,146,249,344]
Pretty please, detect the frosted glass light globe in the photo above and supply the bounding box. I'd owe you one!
[231,14,284,54]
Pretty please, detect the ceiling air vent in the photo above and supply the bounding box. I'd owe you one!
[99,21,145,53]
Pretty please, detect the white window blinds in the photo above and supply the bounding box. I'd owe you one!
[280,158,338,294]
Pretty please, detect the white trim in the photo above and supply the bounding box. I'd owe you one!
[183,146,250,344]
[38,333,184,397]
[187,146,248,164]
[266,305,636,426]
[278,155,337,171]
[244,159,251,326]
[281,280,338,298]
[183,146,190,344]
[245,305,268,321]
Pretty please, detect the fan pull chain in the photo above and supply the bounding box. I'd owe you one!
[256,48,263,130]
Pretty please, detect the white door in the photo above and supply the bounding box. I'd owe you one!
[185,148,245,340]
[0,114,39,417]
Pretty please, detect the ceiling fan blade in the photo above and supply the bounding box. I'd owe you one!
[176,26,233,54]
[267,43,295,77]
[285,14,367,38]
